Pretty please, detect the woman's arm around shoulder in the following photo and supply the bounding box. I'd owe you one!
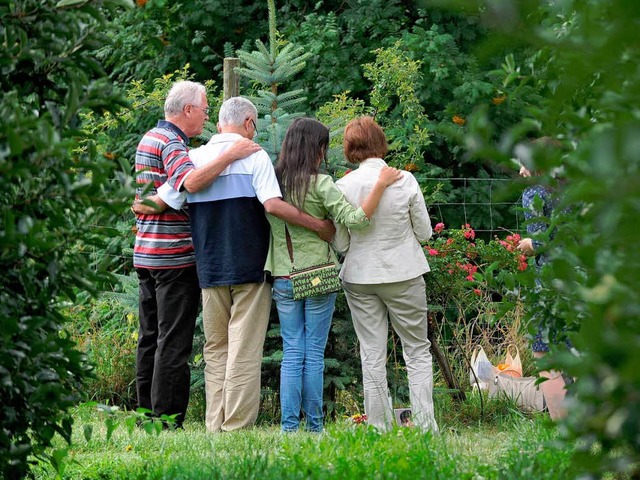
[318,168,402,229]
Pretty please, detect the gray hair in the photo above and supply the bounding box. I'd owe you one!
[218,97,257,127]
[164,81,206,117]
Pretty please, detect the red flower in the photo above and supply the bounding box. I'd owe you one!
[428,249,439,256]
[352,413,367,424]
[434,222,445,233]
[473,288,482,296]
[462,224,475,240]
[518,254,528,271]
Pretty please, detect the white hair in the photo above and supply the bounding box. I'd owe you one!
[218,97,257,127]
[164,81,206,117]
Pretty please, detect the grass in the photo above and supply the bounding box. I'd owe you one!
[32,395,575,479]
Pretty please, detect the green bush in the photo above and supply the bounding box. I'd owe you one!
[0,0,133,477]
[65,275,139,407]
[448,1,640,476]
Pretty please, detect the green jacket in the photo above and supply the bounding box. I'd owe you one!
[265,174,370,277]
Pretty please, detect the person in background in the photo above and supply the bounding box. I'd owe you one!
[333,116,438,433]
[516,138,570,420]
[265,118,401,433]
[133,80,260,428]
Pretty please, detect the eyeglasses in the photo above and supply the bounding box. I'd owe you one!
[250,118,257,131]
[192,105,210,115]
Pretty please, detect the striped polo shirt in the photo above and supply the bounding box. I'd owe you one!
[187,132,282,287]
[133,121,196,269]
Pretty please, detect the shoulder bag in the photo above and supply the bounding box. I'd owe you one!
[285,225,341,300]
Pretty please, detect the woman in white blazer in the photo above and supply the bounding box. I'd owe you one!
[334,116,438,433]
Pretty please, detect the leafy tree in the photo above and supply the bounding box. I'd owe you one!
[0,0,133,477]
[284,0,414,109]
[100,0,269,84]
[451,0,640,476]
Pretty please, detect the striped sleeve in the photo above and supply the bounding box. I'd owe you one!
[164,138,195,192]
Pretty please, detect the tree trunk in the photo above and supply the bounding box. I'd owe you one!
[428,313,466,402]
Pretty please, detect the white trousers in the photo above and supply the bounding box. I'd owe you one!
[343,275,438,433]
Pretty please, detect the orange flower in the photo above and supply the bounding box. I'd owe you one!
[136,0,147,6]
[492,95,506,105]
[103,152,115,160]
[403,163,418,172]
[452,115,466,126]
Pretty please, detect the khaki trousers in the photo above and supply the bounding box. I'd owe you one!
[343,275,438,433]
[202,282,271,432]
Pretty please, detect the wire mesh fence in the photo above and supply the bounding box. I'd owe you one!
[90,177,527,273]
[423,177,525,239]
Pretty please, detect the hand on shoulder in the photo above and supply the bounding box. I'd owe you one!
[378,166,403,187]
[228,138,261,160]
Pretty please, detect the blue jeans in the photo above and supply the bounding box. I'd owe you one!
[272,278,337,432]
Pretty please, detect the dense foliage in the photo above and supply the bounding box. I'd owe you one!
[4,0,639,478]
[452,1,640,476]
[0,0,132,477]
[99,2,530,234]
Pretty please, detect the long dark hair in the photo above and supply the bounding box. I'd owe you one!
[275,118,329,208]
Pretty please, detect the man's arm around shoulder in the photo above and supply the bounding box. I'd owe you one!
[182,138,260,193]
[264,198,336,242]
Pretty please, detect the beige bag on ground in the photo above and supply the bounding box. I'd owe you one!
[488,373,545,412]
[497,345,523,378]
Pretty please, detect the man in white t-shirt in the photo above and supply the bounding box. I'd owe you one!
[150,97,333,432]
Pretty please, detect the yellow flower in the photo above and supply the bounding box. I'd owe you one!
[492,95,507,105]
[452,115,466,126]
[125,444,133,452]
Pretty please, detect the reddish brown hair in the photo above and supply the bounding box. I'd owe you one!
[343,116,388,163]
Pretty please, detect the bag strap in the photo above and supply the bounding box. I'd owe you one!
[470,345,480,366]
[284,224,295,265]
[284,224,333,269]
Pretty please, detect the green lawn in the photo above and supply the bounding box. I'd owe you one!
[33,401,574,479]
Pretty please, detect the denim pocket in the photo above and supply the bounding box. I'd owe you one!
[272,277,293,302]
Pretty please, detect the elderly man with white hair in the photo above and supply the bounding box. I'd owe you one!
[133,81,261,428]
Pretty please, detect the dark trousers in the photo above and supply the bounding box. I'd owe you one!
[136,265,200,426]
